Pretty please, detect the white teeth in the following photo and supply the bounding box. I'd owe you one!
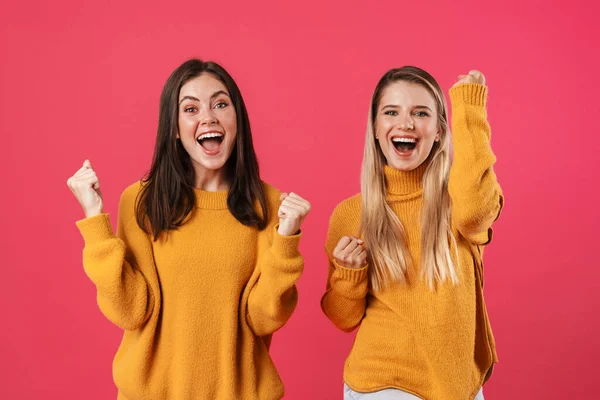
[197,132,223,140]
[392,137,417,143]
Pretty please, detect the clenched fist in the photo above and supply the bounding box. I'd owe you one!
[66,160,103,218]
[333,236,368,269]
[277,192,311,236]
[453,70,486,87]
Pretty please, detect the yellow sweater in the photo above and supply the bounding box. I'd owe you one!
[321,84,503,400]
[76,182,303,400]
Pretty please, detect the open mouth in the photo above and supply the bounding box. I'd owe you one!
[392,137,418,153]
[196,132,224,152]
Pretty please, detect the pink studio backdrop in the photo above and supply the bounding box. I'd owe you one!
[1,1,598,399]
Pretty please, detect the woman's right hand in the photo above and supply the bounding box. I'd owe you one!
[67,160,104,218]
[333,236,368,269]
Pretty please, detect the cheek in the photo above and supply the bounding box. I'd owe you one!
[178,116,198,136]
[419,121,438,141]
[225,112,237,131]
[222,114,238,140]
[375,118,391,136]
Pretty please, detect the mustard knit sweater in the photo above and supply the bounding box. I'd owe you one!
[321,84,503,400]
[76,182,303,400]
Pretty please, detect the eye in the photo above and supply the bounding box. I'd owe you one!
[183,105,197,113]
[384,110,398,116]
[214,101,229,109]
[414,111,429,117]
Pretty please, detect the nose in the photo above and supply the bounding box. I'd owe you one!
[398,112,414,131]
[198,106,218,126]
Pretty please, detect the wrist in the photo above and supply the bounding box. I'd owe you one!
[85,207,103,219]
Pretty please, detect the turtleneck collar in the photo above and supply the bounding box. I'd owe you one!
[383,161,428,197]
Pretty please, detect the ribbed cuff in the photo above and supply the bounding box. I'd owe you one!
[75,213,115,244]
[450,83,487,106]
[271,225,302,258]
[333,260,369,283]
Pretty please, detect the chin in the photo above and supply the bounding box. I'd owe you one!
[194,158,228,171]
[388,159,416,172]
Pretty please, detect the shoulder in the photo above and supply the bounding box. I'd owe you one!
[261,181,282,204]
[118,181,144,225]
[330,193,362,223]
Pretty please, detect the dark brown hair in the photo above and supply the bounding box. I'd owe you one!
[135,59,268,240]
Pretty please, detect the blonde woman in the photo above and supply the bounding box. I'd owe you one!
[321,67,503,400]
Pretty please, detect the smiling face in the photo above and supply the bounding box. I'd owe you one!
[177,73,237,174]
[374,81,440,171]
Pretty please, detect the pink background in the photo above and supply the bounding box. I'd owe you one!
[1,0,599,399]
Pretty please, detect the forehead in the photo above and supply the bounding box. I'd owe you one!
[379,81,436,108]
[179,73,229,100]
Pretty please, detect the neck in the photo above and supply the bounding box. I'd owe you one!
[193,164,229,192]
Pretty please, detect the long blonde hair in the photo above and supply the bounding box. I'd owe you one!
[360,66,458,291]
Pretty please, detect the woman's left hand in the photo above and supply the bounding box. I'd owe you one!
[453,70,486,87]
[277,192,311,236]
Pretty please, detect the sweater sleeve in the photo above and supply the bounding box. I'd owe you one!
[448,83,504,245]
[246,188,304,337]
[75,185,156,330]
[320,200,369,332]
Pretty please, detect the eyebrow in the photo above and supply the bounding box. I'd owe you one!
[179,96,199,105]
[179,90,231,106]
[381,104,433,111]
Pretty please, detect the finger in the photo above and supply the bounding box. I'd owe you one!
[350,245,365,259]
[453,76,468,87]
[283,193,308,206]
[278,204,301,219]
[280,192,288,201]
[76,170,97,181]
[74,167,93,178]
[78,178,100,191]
[74,164,90,175]
[76,170,98,182]
[348,236,364,245]
[83,160,92,169]
[334,236,352,253]
[74,166,97,179]
[281,195,305,206]
[80,174,99,185]
[473,70,485,84]
[342,239,359,255]
[287,193,311,206]
[358,252,368,266]
[281,196,310,211]
[285,192,306,201]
